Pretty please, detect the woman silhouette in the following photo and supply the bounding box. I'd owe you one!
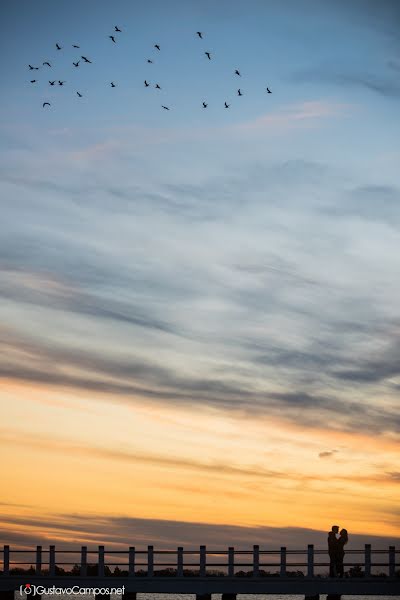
[336,528,348,577]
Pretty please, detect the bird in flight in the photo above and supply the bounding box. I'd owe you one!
[110,82,116,87]
[144,80,150,87]
[109,35,116,43]
[56,43,62,50]
[202,102,208,108]
[147,59,153,64]
[49,80,56,85]
[196,32,203,39]
[77,92,83,97]
[81,56,92,63]
[161,105,170,110]
[115,26,122,32]
[224,101,230,108]
[154,44,160,51]
[237,89,243,96]
[58,80,65,85]
[42,102,51,108]
[30,80,37,83]
[73,61,80,67]
[235,69,241,76]
[72,44,80,48]
[155,83,161,89]
[266,87,272,93]
[28,65,39,70]
[43,62,51,67]
[205,52,211,60]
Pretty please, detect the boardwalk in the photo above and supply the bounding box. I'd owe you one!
[1,544,399,597]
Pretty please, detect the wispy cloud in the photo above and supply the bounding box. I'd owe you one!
[290,67,400,98]
[1,327,400,436]
[318,450,338,458]
[233,100,350,133]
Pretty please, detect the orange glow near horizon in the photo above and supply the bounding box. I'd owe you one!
[1,379,399,544]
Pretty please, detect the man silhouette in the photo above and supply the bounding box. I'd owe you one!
[328,525,339,577]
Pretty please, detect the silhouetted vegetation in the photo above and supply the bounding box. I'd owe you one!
[2,564,398,578]
[348,565,363,577]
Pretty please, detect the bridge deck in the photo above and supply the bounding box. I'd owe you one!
[1,575,400,596]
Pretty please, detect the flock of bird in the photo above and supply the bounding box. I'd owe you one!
[28,28,272,110]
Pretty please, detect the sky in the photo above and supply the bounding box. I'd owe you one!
[0,0,400,554]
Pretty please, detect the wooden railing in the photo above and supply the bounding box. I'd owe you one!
[1,544,398,578]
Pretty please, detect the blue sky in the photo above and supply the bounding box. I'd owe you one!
[1,0,400,546]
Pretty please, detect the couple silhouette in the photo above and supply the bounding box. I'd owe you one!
[328,525,349,577]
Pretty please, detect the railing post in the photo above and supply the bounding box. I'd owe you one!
[280,547,286,577]
[228,547,234,577]
[252,545,259,577]
[389,546,395,578]
[129,546,135,577]
[49,545,55,576]
[147,545,154,577]
[98,545,105,577]
[81,546,87,577]
[177,547,183,577]
[199,545,206,577]
[36,545,42,575]
[307,544,314,578]
[364,544,371,577]
[3,545,10,576]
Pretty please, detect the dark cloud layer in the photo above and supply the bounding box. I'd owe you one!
[1,327,400,436]
[1,513,399,553]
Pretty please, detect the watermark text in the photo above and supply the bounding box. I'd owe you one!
[20,584,125,596]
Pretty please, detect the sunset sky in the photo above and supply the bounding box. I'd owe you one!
[0,0,400,552]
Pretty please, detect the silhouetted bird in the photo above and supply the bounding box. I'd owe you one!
[154,44,160,51]
[49,80,56,85]
[58,80,65,85]
[266,87,272,93]
[202,102,208,108]
[205,52,211,60]
[115,26,122,32]
[196,32,203,39]
[43,62,51,67]
[144,80,150,87]
[72,44,80,48]
[30,80,37,83]
[81,56,92,63]
[77,92,82,97]
[147,59,153,63]
[56,43,62,50]
[73,61,80,67]
[110,82,116,87]
[235,69,241,76]
[155,83,161,89]
[29,65,39,70]
[109,35,116,43]
[161,105,170,110]
[237,89,243,96]
[224,101,230,108]
[42,102,51,107]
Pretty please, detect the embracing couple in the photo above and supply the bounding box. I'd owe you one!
[328,525,349,577]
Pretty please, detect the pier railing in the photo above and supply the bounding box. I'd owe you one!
[1,544,398,578]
